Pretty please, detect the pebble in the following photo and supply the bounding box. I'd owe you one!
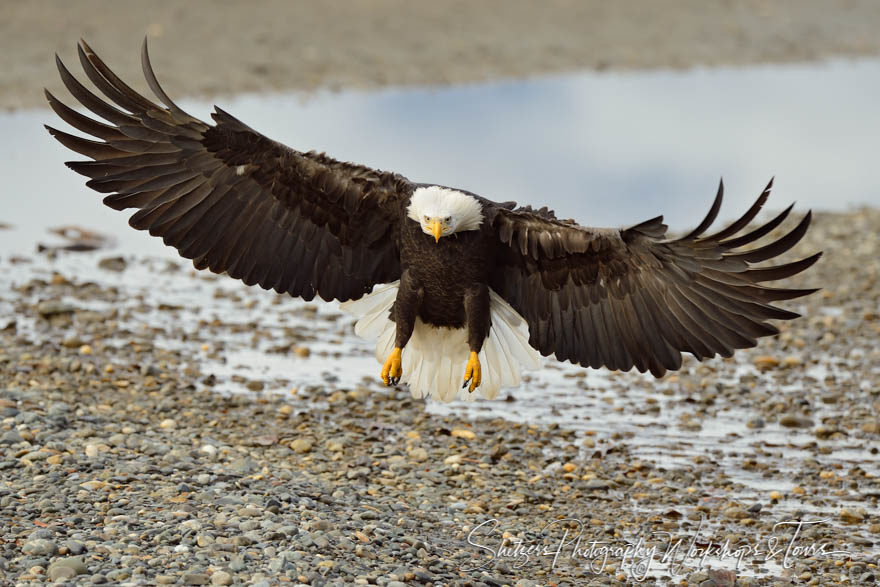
[48,564,78,581]
[85,443,104,457]
[21,539,57,556]
[211,570,233,585]
[753,356,780,370]
[36,300,75,317]
[182,572,211,585]
[98,256,127,272]
[409,447,429,462]
[0,208,874,585]
[779,414,813,428]
[47,557,87,580]
[80,480,106,491]
[451,428,476,440]
[585,479,611,490]
[840,508,866,523]
[290,438,313,453]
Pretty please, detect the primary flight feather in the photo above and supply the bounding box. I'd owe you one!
[46,40,821,402]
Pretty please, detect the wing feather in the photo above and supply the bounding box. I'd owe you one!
[489,182,820,376]
[48,40,410,302]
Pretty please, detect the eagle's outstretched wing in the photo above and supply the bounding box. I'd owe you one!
[488,180,821,377]
[46,39,411,302]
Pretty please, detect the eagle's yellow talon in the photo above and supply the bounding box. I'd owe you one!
[381,347,402,386]
[463,351,482,393]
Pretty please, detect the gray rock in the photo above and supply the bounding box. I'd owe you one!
[585,479,611,490]
[47,402,69,417]
[21,451,49,462]
[183,572,211,585]
[237,506,261,517]
[36,300,76,317]
[49,565,78,581]
[48,557,88,580]
[62,540,87,555]
[98,256,127,272]
[228,457,258,475]
[228,554,247,571]
[0,430,24,444]
[21,538,57,556]
[211,570,233,585]
[106,569,131,581]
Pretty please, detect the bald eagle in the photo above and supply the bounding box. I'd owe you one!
[46,40,820,402]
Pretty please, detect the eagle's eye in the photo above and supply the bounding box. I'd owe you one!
[423,215,429,222]
[444,216,451,223]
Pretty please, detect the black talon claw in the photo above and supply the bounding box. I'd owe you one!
[390,376,400,386]
[462,377,471,390]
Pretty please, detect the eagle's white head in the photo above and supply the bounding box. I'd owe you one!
[407,186,484,242]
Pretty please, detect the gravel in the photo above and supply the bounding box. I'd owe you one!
[0,209,877,584]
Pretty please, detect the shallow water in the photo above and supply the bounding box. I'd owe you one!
[1,60,878,573]
[1,58,879,255]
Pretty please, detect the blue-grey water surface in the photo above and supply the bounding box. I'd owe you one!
[1,58,878,255]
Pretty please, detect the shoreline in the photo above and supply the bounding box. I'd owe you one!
[4,0,880,110]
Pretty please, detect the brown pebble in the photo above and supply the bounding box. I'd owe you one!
[839,508,865,523]
[779,414,813,428]
[290,438,313,453]
[754,356,780,370]
[451,428,476,440]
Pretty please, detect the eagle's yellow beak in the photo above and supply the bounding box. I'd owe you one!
[431,220,443,243]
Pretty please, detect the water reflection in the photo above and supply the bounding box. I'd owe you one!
[1,59,879,256]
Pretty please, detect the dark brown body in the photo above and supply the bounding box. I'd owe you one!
[391,209,494,353]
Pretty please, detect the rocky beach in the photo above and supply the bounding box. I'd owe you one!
[1,2,879,585]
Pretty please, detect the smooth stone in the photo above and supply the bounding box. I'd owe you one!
[229,554,247,571]
[211,570,233,585]
[22,538,57,556]
[47,557,87,576]
[183,572,211,585]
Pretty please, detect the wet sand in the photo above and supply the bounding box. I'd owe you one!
[4,0,880,110]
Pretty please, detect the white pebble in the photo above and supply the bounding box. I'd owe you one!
[84,443,103,458]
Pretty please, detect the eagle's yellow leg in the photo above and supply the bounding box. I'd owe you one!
[381,347,402,386]
[463,351,482,393]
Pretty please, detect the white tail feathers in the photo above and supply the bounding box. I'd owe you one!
[340,281,540,402]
